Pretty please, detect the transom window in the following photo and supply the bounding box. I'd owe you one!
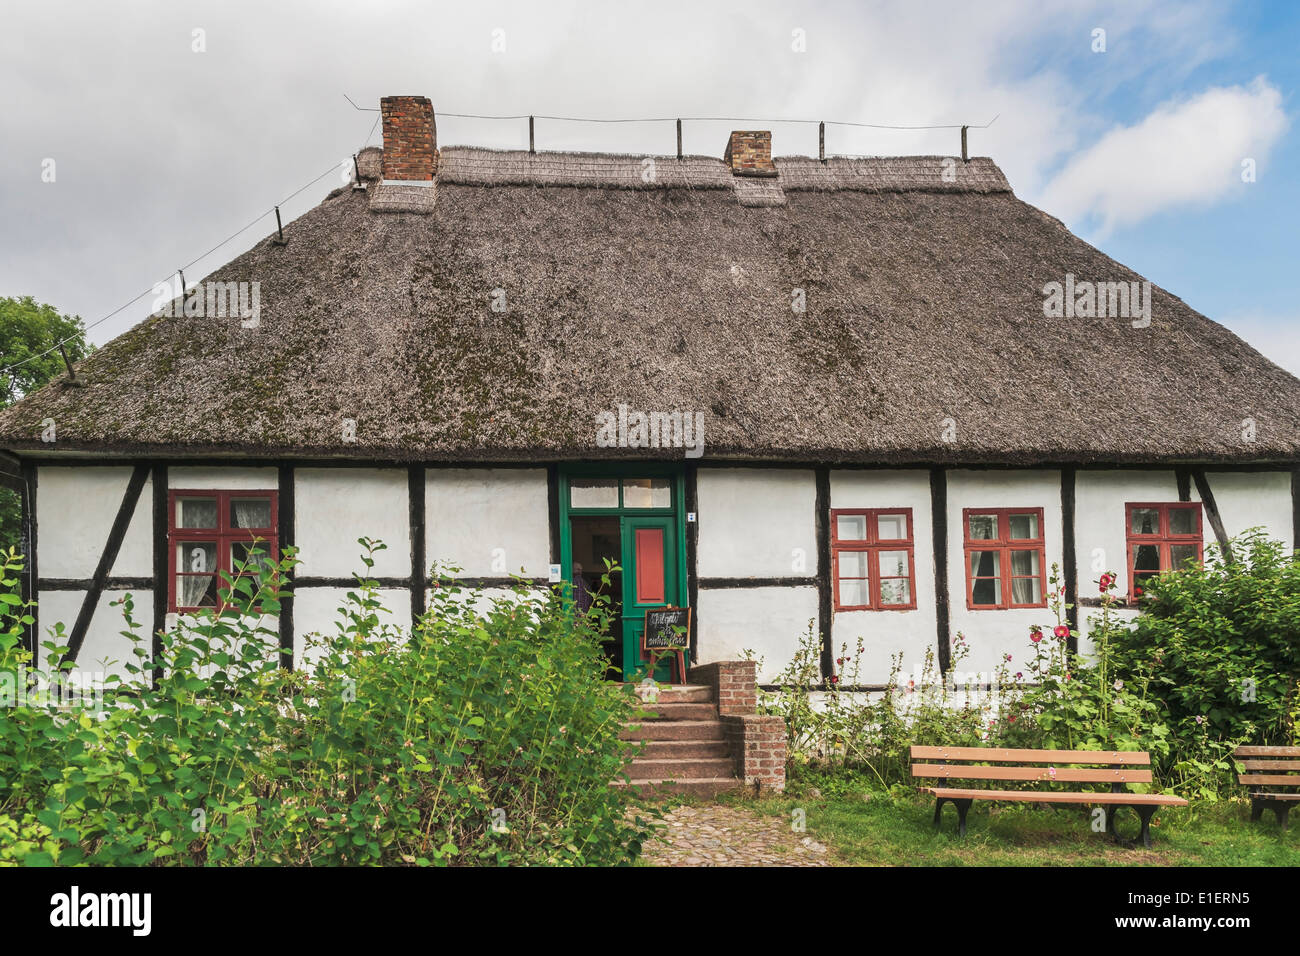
[963,508,1047,609]
[168,490,278,612]
[1126,502,1202,600]
[831,508,916,611]
[569,477,671,510]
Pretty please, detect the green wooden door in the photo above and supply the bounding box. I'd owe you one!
[620,514,679,682]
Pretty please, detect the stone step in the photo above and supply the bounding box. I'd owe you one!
[644,685,714,704]
[612,777,748,798]
[639,739,731,760]
[621,719,725,741]
[635,701,718,722]
[626,757,736,780]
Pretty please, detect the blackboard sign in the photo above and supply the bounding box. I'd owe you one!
[642,606,691,652]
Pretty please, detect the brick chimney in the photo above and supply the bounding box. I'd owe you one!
[723,130,776,177]
[380,95,437,182]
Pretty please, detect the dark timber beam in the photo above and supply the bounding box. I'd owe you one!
[1191,470,1234,564]
[408,465,426,624]
[930,468,952,674]
[1061,466,1078,653]
[151,464,167,683]
[685,462,699,663]
[277,465,295,668]
[1175,468,1192,503]
[20,461,38,656]
[815,466,832,680]
[65,466,149,663]
[1293,468,1300,558]
[698,576,818,589]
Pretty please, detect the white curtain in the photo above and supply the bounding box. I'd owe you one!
[183,545,213,607]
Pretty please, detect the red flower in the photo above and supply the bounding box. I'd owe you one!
[829,675,840,684]
[1134,586,1144,597]
[1053,625,1069,639]
[1007,715,1017,724]
[1030,631,1043,644]
[1099,573,1114,592]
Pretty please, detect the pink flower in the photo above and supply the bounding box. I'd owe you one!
[1004,653,1013,663]
[1048,766,1057,778]
[1054,625,1070,640]
[1099,573,1115,592]
[1015,672,1023,680]
[1029,627,1043,644]
[829,675,839,684]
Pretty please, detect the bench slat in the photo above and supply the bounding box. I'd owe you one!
[1238,774,1300,786]
[1247,792,1300,801]
[1238,760,1300,771]
[1234,746,1300,757]
[913,763,1152,784]
[910,745,1148,765]
[925,787,1187,807]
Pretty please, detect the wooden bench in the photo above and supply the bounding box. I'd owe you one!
[911,745,1188,848]
[1234,745,1300,830]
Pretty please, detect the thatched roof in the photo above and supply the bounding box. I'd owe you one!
[3,145,1298,465]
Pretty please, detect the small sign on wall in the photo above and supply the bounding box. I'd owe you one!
[548,563,562,583]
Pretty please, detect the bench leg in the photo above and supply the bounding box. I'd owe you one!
[933,797,973,837]
[1279,804,1291,831]
[1106,805,1158,848]
[1250,799,1264,823]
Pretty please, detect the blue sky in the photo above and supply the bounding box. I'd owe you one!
[1,0,1296,372]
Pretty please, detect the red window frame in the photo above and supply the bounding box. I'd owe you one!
[167,490,279,612]
[962,507,1047,610]
[830,508,917,611]
[1125,502,1203,602]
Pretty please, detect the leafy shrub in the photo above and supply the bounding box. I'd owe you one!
[0,542,651,865]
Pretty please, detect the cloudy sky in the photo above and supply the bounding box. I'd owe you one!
[2,0,1297,371]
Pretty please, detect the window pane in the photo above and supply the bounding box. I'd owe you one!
[230,497,272,529]
[837,550,868,579]
[569,478,618,508]
[1009,549,1039,576]
[232,541,274,571]
[1169,507,1198,535]
[622,478,671,509]
[1130,507,1159,535]
[878,550,909,579]
[1133,543,1160,573]
[1170,544,1198,568]
[876,513,907,540]
[838,578,869,607]
[969,550,1000,604]
[968,514,998,540]
[178,541,217,574]
[177,497,217,529]
[879,577,911,606]
[176,541,217,608]
[836,514,867,541]
[1011,576,1042,604]
[1008,513,1039,539]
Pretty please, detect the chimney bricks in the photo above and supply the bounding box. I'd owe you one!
[380,96,437,182]
[723,130,776,177]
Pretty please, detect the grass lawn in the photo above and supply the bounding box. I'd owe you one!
[723,781,1300,866]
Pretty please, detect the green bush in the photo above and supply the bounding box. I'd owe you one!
[0,541,651,865]
[1110,529,1300,756]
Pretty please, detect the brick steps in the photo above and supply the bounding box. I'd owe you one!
[619,680,745,796]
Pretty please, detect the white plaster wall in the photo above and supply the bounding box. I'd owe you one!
[36,588,147,681]
[946,470,1064,678]
[1201,471,1292,548]
[695,586,819,683]
[425,469,550,578]
[168,466,277,490]
[829,470,937,685]
[294,469,410,579]
[293,586,412,667]
[36,467,152,578]
[696,468,816,578]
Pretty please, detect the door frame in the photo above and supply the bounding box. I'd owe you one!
[558,463,689,679]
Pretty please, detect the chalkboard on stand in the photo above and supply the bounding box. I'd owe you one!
[641,606,691,683]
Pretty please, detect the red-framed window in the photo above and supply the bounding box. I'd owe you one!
[1126,502,1202,601]
[962,508,1047,609]
[168,490,278,612]
[831,508,917,611]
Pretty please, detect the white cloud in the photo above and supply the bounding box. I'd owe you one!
[1037,77,1288,235]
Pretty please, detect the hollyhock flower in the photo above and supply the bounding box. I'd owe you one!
[829,675,840,684]
[1113,679,1124,691]
[1048,767,1057,778]
[1194,715,1205,726]
[1004,653,1013,663]
[1054,625,1070,639]
[1099,573,1115,592]
[1015,672,1023,680]
[1007,715,1017,724]
[1029,628,1043,644]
